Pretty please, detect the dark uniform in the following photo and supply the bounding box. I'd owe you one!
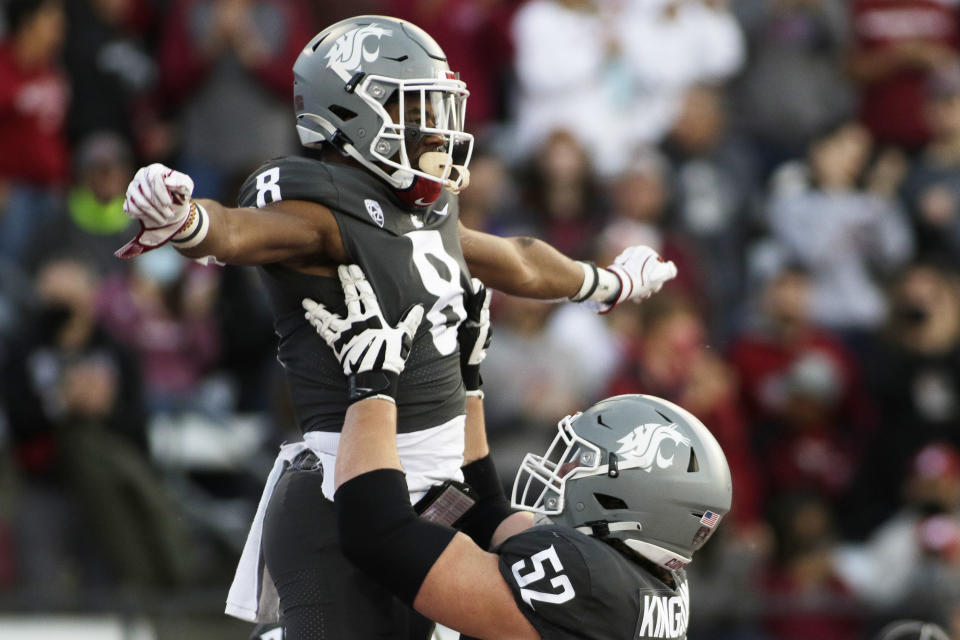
[236,155,472,435]
[499,526,691,640]
[234,156,472,640]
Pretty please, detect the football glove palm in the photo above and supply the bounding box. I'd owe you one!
[303,265,423,403]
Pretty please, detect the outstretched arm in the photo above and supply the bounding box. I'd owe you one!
[115,163,344,266]
[459,223,583,299]
[460,223,678,313]
[183,198,344,266]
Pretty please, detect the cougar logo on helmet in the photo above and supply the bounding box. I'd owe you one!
[325,25,392,80]
[615,423,691,472]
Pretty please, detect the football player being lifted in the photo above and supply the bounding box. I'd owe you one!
[307,265,732,640]
[115,14,677,640]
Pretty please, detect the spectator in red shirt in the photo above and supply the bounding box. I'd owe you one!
[728,265,875,440]
[0,0,70,261]
[847,0,960,151]
[764,352,862,502]
[729,264,878,517]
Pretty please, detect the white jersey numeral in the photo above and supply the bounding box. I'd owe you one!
[511,545,576,609]
[406,230,466,356]
[255,167,282,207]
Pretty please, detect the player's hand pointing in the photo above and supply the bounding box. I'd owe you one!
[592,246,678,313]
[115,163,198,258]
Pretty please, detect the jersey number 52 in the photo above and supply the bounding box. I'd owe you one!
[511,545,576,609]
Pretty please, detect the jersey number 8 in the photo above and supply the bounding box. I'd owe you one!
[253,167,467,356]
[407,230,467,356]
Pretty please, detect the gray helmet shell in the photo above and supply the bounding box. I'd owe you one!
[874,621,950,640]
[512,394,733,569]
[293,16,472,191]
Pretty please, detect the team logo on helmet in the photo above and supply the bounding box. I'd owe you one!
[325,25,392,81]
[615,423,692,472]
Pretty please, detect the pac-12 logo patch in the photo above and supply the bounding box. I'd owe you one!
[365,199,385,227]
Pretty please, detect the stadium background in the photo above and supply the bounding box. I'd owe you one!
[1,0,960,638]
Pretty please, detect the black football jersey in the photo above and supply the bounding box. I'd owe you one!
[498,526,690,640]
[236,156,471,434]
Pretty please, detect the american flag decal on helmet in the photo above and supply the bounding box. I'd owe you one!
[700,510,720,528]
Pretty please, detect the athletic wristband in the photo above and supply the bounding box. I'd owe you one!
[592,267,622,304]
[570,261,622,306]
[569,261,599,302]
[348,369,400,404]
[171,201,209,249]
[457,454,518,550]
[335,469,458,606]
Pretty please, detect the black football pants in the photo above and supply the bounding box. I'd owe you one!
[261,453,435,640]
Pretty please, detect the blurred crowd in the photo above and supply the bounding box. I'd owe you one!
[1,0,960,638]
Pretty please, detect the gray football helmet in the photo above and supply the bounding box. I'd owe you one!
[874,621,950,640]
[512,394,732,570]
[293,15,473,195]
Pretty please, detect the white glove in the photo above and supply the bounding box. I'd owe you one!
[592,246,678,313]
[115,163,195,258]
[302,264,423,403]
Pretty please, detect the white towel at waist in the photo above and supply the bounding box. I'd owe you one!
[225,414,466,622]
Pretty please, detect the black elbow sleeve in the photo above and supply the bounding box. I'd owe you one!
[457,455,518,550]
[335,469,457,606]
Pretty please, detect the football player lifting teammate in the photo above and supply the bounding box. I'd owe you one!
[307,265,732,640]
[115,14,678,640]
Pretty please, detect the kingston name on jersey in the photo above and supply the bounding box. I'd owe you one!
[498,526,690,640]
[236,155,472,435]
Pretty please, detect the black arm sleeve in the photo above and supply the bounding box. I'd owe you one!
[335,469,458,606]
[457,455,519,550]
